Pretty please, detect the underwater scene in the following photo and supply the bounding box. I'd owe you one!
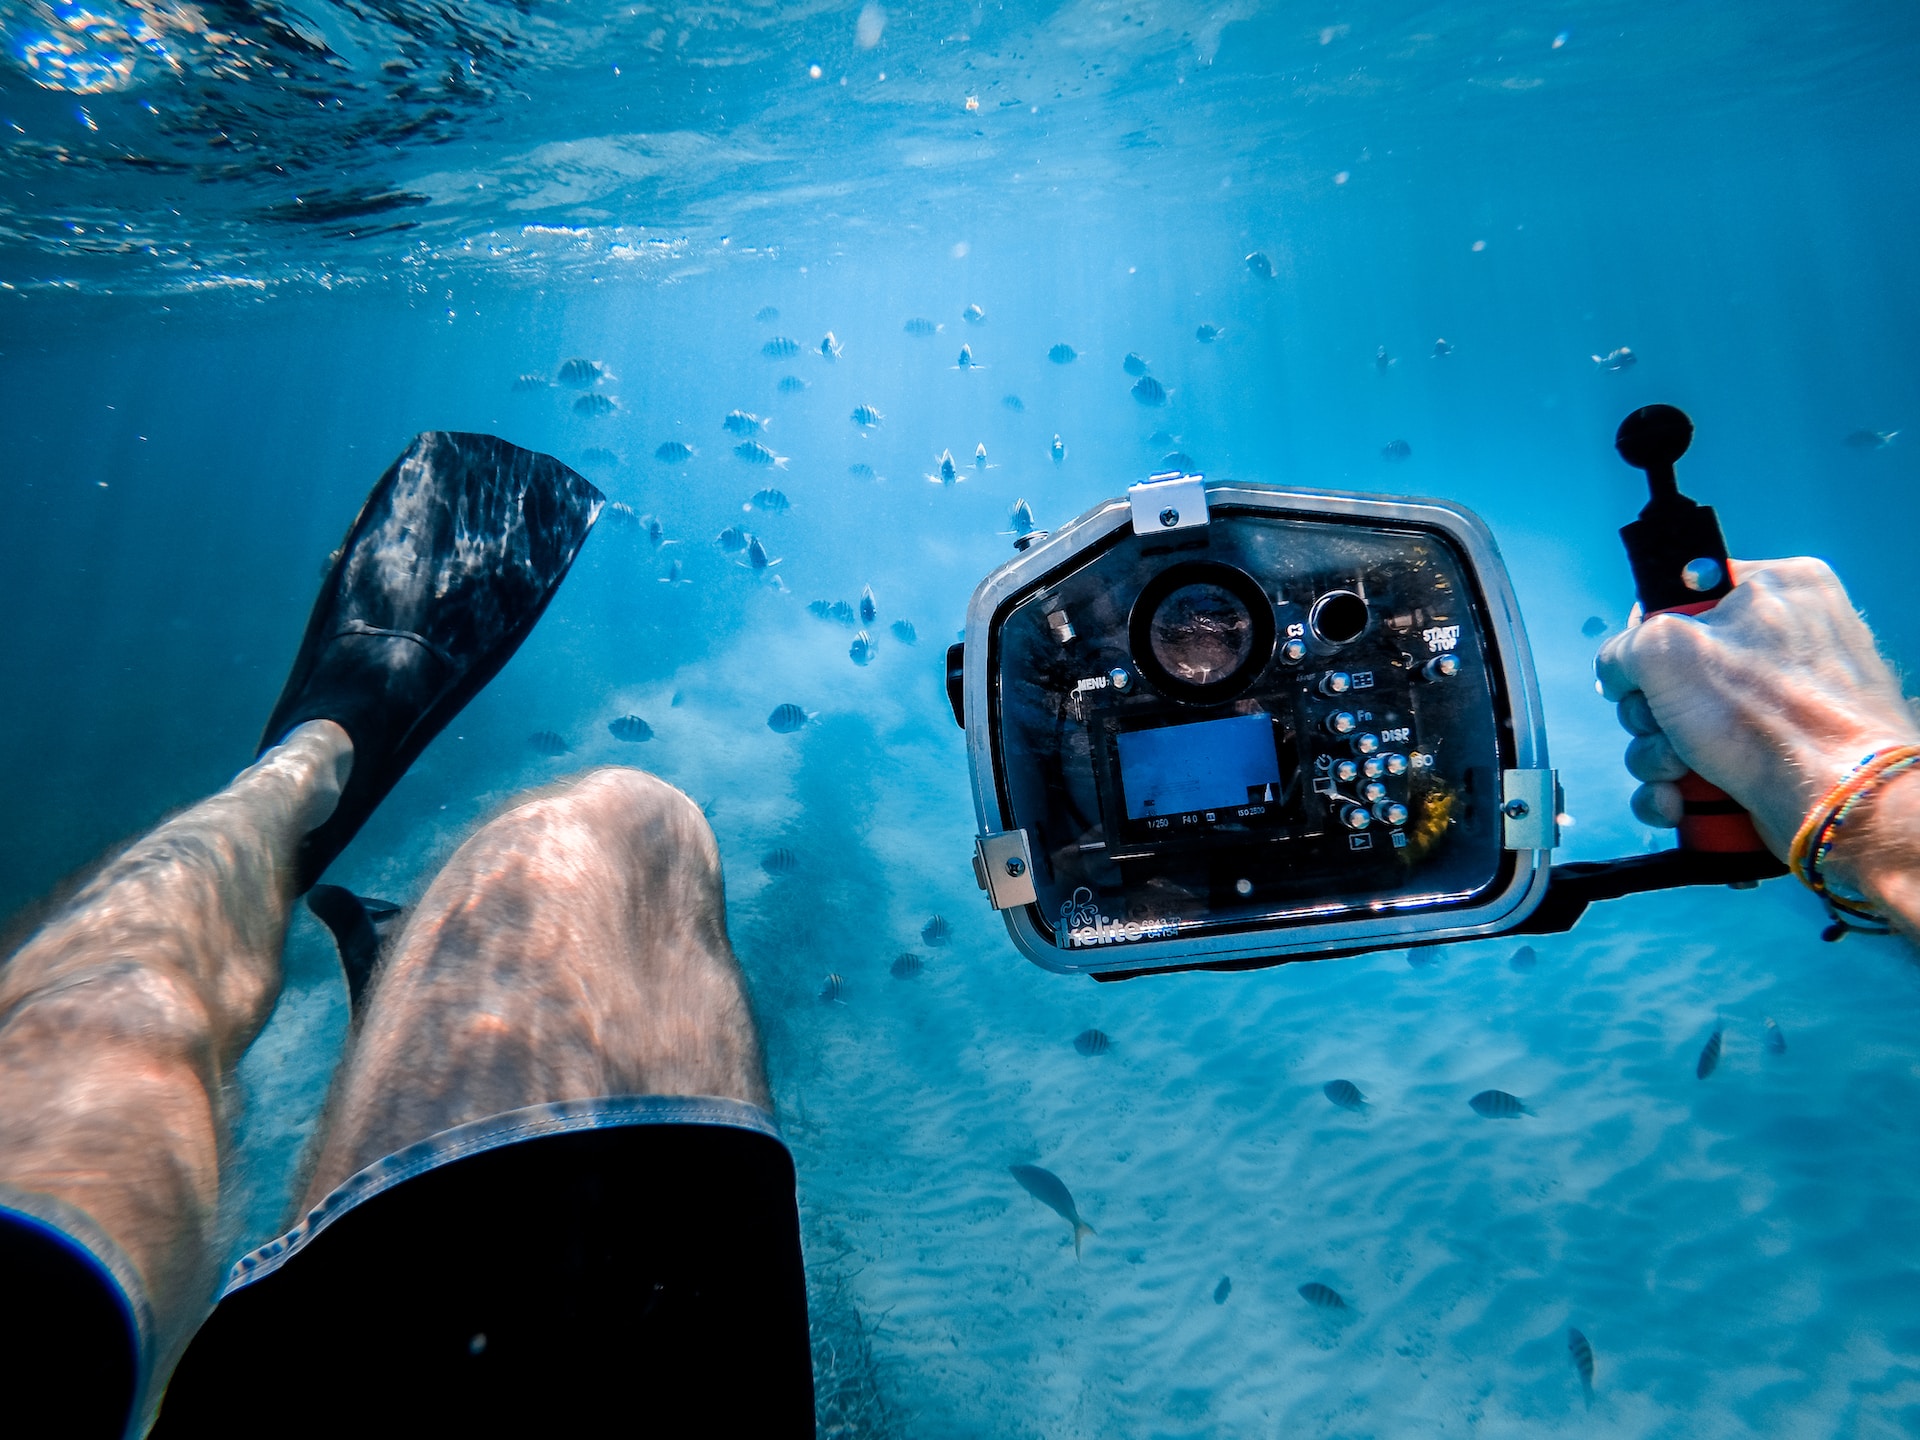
[4,0,1920,1433]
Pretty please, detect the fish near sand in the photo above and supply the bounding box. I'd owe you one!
[528,730,569,757]
[1298,1282,1348,1311]
[890,619,917,645]
[655,440,695,464]
[1073,1028,1110,1056]
[1214,1276,1232,1304]
[1568,1327,1595,1406]
[1048,343,1077,364]
[1592,346,1636,372]
[1245,250,1273,279]
[922,914,951,947]
[767,703,813,733]
[1696,1029,1723,1079]
[1323,1079,1368,1112]
[723,410,765,436]
[1469,1089,1530,1118]
[1009,1164,1096,1257]
[762,336,801,359]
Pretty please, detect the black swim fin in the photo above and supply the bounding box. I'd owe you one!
[306,885,406,1010]
[259,432,603,891]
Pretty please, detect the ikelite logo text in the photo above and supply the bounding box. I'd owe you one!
[1059,888,1180,947]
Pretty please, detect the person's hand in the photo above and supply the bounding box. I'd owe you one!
[1594,557,1920,859]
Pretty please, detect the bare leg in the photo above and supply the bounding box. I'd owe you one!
[304,767,769,1205]
[0,721,353,1359]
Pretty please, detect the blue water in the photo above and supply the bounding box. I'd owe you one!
[5,1,1920,1433]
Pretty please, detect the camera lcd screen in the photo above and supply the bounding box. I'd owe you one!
[1115,713,1286,821]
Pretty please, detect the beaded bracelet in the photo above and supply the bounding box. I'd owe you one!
[1787,745,1920,938]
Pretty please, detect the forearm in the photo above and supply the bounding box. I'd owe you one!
[1826,766,1920,943]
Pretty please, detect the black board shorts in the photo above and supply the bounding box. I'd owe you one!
[1,1097,815,1439]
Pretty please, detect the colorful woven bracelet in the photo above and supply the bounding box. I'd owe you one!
[1789,745,1920,931]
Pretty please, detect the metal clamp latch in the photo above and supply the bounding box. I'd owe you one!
[973,830,1038,910]
[1128,473,1209,536]
[1501,769,1561,850]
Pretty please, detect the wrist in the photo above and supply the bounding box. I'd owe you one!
[1821,764,1920,932]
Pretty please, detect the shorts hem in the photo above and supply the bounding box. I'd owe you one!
[223,1094,782,1295]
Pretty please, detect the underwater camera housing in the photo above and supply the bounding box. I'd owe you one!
[948,464,1782,980]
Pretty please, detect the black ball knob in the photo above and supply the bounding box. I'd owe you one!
[1615,404,1693,472]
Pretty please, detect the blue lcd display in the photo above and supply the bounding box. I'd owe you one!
[1114,713,1284,821]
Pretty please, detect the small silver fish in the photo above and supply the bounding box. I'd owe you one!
[1195,323,1222,343]
[1696,1029,1723,1079]
[740,535,780,571]
[849,631,877,666]
[859,585,877,624]
[1132,374,1168,406]
[973,442,990,469]
[963,303,986,325]
[767,703,812,733]
[1298,1282,1347,1311]
[1051,434,1066,465]
[819,972,846,1003]
[574,393,616,417]
[1381,439,1412,461]
[733,440,788,468]
[1002,394,1024,412]
[851,403,884,428]
[903,317,941,337]
[1048,342,1077,364]
[715,525,751,553]
[1245,250,1273,280]
[890,952,924,978]
[777,375,810,394]
[1073,1028,1110,1056]
[1323,1079,1368,1112]
[746,488,790,514]
[819,331,842,359]
[922,914,951,947]
[1432,338,1454,358]
[654,440,695,463]
[762,336,801,359]
[1009,1163,1095,1256]
[1764,1017,1786,1054]
[723,409,765,436]
[754,305,780,323]
[890,619,917,645]
[1214,1276,1232,1304]
[558,357,607,388]
[762,847,799,875]
[1568,1327,1595,1406]
[1469,1089,1530,1118]
[1591,346,1636,371]
[1123,352,1149,376]
[608,714,654,742]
